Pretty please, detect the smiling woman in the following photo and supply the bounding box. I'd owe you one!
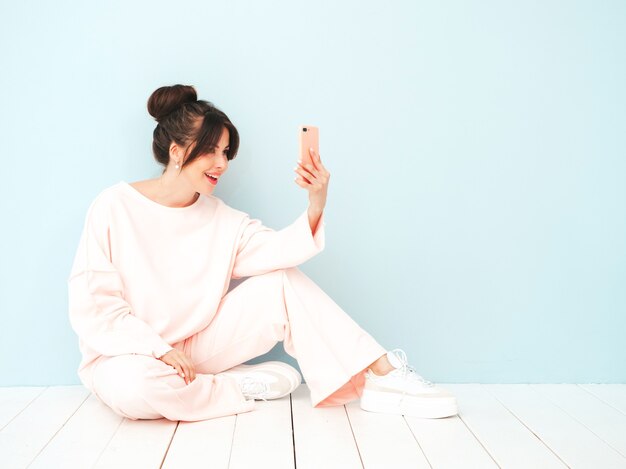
[66,83,457,424]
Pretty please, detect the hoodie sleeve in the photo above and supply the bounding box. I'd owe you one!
[231,208,326,279]
[67,196,174,359]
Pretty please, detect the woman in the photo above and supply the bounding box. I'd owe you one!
[67,84,458,421]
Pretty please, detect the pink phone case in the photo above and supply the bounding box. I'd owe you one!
[298,125,319,166]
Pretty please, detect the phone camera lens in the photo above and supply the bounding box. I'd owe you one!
[303,128,308,132]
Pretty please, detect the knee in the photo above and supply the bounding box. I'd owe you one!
[113,377,159,420]
[93,355,164,420]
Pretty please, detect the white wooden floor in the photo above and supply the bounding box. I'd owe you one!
[1,383,626,469]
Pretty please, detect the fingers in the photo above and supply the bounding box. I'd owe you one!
[294,176,311,188]
[172,362,185,382]
[298,149,328,177]
[167,351,196,385]
[295,161,324,182]
[308,147,323,171]
[294,165,314,185]
[179,355,196,385]
[183,355,196,383]
[294,161,329,190]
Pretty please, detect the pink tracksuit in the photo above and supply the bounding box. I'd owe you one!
[67,181,387,421]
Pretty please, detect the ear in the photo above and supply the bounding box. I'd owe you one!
[169,142,178,158]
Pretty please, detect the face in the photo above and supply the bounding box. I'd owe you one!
[172,126,230,195]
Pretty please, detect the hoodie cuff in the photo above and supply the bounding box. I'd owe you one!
[298,208,326,253]
[152,342,174,360]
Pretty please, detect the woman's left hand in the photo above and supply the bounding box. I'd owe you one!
[294,148,330,211]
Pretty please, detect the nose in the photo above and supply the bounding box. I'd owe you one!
[215,153,228,171]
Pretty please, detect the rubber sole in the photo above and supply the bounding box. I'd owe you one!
[360,388,458,418]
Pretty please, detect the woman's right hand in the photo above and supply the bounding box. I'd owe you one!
[158,349,196,385]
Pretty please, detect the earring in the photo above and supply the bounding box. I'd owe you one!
[175,162,180,169]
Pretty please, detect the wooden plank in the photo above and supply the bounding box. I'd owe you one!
[5,383,626,469]
[580,384,626,415]
[404,405,499,469]
[229,397,294,469]
[531,384,626,458]
[162,416,236,469]
[0,386,46,430]
[28,393,123,469]
[445,384,566,469]
[345,400,430,468]
[485,384,626,469]
[291,384,362,469]
[93,417,177,469]
[0,385,90,468]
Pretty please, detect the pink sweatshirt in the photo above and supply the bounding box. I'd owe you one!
[67,181,326,390]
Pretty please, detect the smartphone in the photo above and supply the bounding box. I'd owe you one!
[298,125,319,166]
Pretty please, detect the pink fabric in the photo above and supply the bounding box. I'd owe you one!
[68,181,387,421]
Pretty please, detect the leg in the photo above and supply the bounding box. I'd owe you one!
[90,353,255,421]
[368,354,396,376]
[185,267,388,407]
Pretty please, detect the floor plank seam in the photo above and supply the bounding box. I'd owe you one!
[289,393,297,469]
[456,412,502,468]
[25,391,92,468]
[479,384,572,469]
[0,386,48,432]
[159,420,180,469]
[92,415,125,468]
[343,404,365,469]
[576,384,626,418]
[529,384,626,460]
[402,416,433,469]
[226,413,238,469]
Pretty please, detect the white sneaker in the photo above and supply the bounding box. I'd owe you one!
[360,349,458,418]
[220,361,302,401]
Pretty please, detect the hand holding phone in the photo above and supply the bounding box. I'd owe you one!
[294,124,330,212]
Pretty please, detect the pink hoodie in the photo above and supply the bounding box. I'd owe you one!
[67,181,325,390]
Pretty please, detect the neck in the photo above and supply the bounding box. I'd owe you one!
[154,172,199,208]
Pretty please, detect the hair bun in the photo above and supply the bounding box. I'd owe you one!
[147,84,198,122]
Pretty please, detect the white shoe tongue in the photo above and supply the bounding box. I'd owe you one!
[386,351,404,369]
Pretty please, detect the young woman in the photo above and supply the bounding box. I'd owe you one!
[67,84,458,421]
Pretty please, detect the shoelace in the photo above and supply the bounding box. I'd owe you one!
[388,348,434,387]
[239,376,270,402]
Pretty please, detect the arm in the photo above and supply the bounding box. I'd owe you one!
[231,207,326,279]
[307,205,324,237]
[67,198,174,359]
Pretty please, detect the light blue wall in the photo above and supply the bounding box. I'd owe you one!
[0,0,624,386]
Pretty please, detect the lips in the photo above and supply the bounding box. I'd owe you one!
[206,174,218,185]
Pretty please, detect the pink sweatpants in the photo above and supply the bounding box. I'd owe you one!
[89,267,388,422]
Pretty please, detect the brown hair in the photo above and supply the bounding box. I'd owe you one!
[147,84,240,173]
